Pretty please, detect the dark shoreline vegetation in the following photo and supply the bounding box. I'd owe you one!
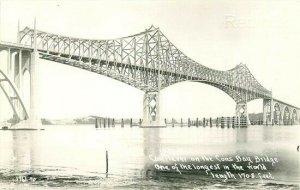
[40,113,263,125]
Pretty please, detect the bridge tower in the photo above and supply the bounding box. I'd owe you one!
[141,50,165,127]
[0,19,43,129]
[141,91,165,127]
[235,101,250,125]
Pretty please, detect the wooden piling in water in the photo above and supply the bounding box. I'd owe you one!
[196,118,199,127]
[227,117,230,128]
[130,118,132,127]
[106,150,108,174]
[103,118,106,128]
[112,118,115,127]
[188,118,191,127]
[216,117,219,127]
[209,117,212,127]
[221,117,224,128]
[203,118,205,127]
[121,118,124,128]
[95,119,98,128]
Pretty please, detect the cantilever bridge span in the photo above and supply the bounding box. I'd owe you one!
[0,25,299,127]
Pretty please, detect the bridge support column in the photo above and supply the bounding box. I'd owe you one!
[141,91,166,127]
[263,99,274,125]
[29,51,42,125]
[235,102,250,126]
[270,99,274,125]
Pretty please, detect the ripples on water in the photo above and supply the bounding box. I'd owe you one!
[0,125,299,189]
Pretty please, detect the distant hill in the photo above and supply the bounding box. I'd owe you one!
[74,117,95,124]
[248,113,263,121]
[41,117,95,125]
[41,118,53,125]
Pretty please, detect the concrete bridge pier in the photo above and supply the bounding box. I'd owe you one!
[235,102,250,125]
[263,98,274,125]
[141,91,166,127]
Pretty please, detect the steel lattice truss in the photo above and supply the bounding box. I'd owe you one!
[19,26,272,103]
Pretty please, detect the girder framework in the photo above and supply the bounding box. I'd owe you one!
[19,26,272,103]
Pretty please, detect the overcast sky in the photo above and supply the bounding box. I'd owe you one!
[0,0,300,119]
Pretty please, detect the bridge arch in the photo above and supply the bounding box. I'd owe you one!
[159,80,236,118]
[0,69,28,122]
[163,79,252,118]
[182,80,245,104]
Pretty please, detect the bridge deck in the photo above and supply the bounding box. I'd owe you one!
[0,41,33,51]
[272,98,300,110]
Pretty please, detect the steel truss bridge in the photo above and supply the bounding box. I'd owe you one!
[0,24,299,128]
